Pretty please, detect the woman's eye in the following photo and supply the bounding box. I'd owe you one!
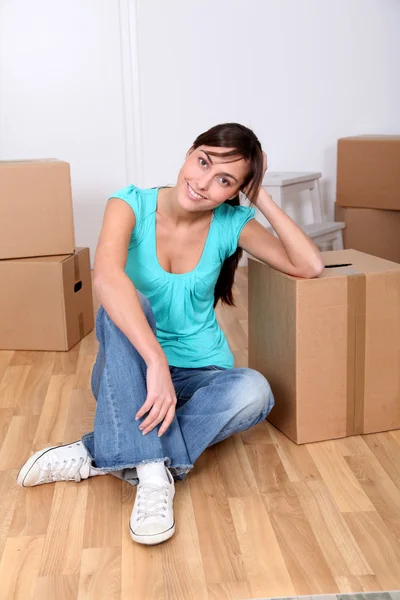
[198,157,229,186]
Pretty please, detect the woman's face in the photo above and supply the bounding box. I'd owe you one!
[175,145,250,212]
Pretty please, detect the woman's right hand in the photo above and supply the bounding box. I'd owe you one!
[135,356,177,437]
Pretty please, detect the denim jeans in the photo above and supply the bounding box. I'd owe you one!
[81,291,275,486]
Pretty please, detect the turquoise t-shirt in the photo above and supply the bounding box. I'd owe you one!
[109,185,255,369]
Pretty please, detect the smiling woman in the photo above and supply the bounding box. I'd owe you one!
[17,122,323,548]
[166,123,265,306]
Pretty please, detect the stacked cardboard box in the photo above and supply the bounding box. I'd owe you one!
[335,136,400,264]
[248,250,400,444]
[0,159,94,351]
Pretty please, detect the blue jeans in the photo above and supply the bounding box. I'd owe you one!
[81,292,274,486]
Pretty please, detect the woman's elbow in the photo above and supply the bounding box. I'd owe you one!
[303,258,325,279]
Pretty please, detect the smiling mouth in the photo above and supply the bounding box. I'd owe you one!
[187,182,206,200]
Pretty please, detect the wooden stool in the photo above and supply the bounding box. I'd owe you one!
[262,171,344,250]
[240,172,345,266]
[258,172,345,250]
[240,171,345,266]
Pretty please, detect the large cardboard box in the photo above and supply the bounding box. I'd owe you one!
[0,159,75,259]
[336,135,400,211]
[248,250,400,444]
[0,247,94,351]
[335,205,400,264]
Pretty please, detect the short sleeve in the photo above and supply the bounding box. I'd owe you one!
[108,184,141,217]
[220,204,256,259]
[108,184,143,244]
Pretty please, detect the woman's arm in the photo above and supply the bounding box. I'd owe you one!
[94,272,166,366]
[239,187,325,279]
[93,198,166,366]
[94,197,176,437]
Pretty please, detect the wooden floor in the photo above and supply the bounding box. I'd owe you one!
[1,267,400,600]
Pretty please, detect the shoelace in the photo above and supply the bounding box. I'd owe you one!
[42,456,89,483]
[136,482,169,522]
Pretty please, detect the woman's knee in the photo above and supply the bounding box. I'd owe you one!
[236,368,275,418]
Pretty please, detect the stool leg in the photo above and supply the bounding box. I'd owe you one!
[332,231,344,251]
[310,179,323,223]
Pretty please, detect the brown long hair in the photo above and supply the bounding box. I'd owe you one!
[190,123,264,308]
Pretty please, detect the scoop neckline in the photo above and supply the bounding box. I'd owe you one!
[153,186,215,278]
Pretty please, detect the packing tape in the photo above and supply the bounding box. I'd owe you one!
[78,312,85,339]
[354,274,366,435]
[73,251,80,282]
[346,273,366,436]
[75,253,85,340]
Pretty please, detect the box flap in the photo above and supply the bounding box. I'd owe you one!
[249,250,400,284]
[0,248,85,266]
[0,159,62,167]
[320,249,400,278]
[0,254,72,265]
[339,135,400,142]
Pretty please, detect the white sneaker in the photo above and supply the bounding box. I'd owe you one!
[129,467,175,545]
[17,441,105,487]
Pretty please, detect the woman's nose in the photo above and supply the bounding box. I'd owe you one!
[197,174,212,191]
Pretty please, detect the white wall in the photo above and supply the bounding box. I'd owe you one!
[136,0,400,219]
[0,1,130,263]
[1,0,399,265]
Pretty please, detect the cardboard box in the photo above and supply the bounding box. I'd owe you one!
[0,247,94,351]
[335,205,400,264]
[336,135,400,211]
[0,159,75,259]
[248,250,400,444]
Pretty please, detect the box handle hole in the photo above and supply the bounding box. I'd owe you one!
[325,263,352,269]
[74,281,82,293]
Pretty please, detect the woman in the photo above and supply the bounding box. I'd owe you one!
[17,123,324,546]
